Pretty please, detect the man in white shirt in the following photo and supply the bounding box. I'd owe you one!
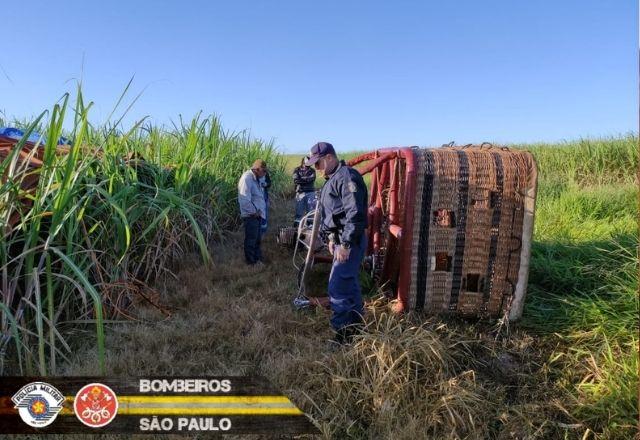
[237,159,268,265]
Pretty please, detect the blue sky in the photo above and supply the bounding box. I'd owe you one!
[2,1,637,153]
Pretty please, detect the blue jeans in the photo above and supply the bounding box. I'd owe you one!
[294,192,316,225]
[243,217,263,264]
[328,234,366,332]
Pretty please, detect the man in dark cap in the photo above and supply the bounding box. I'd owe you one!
[305,142,368,344]
[292,156,317,226]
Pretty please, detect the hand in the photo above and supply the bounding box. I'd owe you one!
[335,245,351,263]
[328,240,335,255]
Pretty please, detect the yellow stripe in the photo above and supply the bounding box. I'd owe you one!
[116,407,302,415]
[60,395,302,416]
[65,395,292,404]
[61,407,302,416]
[122,396,292,404]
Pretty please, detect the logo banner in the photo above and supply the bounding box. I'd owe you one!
[0,377,318,435]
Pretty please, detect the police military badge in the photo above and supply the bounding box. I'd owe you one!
[11,382,65,427]
[347,181,357,192]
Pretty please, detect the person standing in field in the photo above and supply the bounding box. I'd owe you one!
[305,142,368,345]
[238,159,268,266]
[292,157,316,226]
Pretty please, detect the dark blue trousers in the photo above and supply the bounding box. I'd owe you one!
[328,235,366,332]
[243,217,263,264]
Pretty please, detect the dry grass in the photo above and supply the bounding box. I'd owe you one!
[308,308,497,439]
[47,196,598,439]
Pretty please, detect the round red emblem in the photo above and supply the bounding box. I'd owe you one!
[73,383,118,428]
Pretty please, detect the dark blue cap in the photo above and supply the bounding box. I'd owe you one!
[305,142,335,166]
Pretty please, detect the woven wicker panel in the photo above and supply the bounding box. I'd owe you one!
[430,149,458,312]
[408,149,425,309]
[407,145,536,318]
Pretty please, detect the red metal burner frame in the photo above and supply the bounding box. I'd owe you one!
[347,147,417,313]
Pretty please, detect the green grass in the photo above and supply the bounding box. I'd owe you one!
[519,135,638,439]
[519,134,638,185]
[0,87,286,375]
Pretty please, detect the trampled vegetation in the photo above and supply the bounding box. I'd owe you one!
[0,88,637,439]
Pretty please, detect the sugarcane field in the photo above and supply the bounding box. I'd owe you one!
[0,2,638,439]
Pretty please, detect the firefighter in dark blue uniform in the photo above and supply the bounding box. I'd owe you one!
[305,142,368,344]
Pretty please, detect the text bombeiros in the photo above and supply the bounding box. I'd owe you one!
[139,379,232,393]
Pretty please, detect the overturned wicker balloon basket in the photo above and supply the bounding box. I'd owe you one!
[292,144,537,320]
